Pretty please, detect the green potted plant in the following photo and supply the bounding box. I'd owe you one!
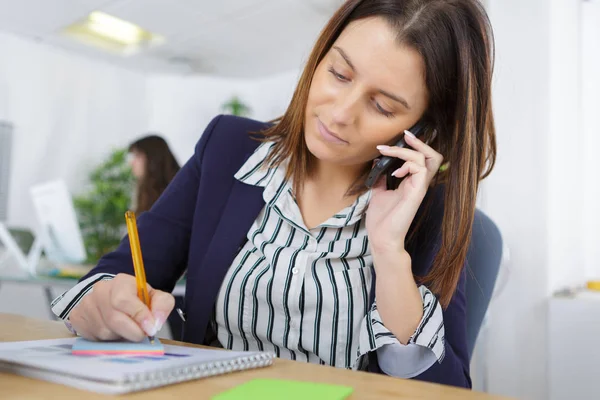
[221,95,251,117]
[73,148,134,264]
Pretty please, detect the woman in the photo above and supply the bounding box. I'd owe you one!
[127,135,180,214]
[51,0,496,388]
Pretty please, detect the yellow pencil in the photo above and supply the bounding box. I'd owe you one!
[125,210,154,342]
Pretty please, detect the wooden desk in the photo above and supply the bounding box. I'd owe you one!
[0,313,508,399]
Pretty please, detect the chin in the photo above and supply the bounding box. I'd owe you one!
[304,128,339,163]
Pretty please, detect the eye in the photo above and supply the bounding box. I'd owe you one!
[328,66,349,82]
[374,101,394,118]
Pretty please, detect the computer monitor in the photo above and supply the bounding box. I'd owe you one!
[29,180,87,265]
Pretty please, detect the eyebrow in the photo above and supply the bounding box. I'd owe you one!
[379,89,411,110]
[332,46,412,110]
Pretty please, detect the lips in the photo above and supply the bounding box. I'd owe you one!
[317,119,348,144]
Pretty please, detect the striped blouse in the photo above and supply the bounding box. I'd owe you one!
[51,141,445,377]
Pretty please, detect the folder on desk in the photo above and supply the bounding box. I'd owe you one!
[0,338,273,394]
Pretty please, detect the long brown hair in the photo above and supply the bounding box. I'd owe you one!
[260,0,496,307]
[128,135,180,214]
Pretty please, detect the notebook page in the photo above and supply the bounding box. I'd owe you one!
[0,338,269,383]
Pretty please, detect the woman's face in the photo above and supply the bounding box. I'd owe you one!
[304,17,429,167]
[128,150,146,179]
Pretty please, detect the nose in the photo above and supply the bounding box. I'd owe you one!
[330,89,360,127]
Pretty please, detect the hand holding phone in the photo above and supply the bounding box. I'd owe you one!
[365,120,427,189]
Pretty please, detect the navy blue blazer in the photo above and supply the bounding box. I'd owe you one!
[81,115,471,388]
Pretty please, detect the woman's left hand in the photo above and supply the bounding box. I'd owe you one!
[366,130,444,254]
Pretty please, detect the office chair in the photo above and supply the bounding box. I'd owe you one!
[465,209,503,359]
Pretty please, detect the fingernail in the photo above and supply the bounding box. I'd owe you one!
[142,318,157,336]
[376,145,389,150]
[153,312,166,326]
[151,312,166,334]
[153,319,163,335]
[404,130,415,138]
[391,168,402,177]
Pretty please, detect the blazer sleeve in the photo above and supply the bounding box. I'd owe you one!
[407,186,471,388]
[411,266,470,388]
[77,115,224,293]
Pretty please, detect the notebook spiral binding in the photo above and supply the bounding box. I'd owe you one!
[121,353,274,391]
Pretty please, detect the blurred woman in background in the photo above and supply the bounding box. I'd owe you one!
[128,135,180,214]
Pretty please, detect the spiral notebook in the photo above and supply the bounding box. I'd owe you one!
[0,338,273,394]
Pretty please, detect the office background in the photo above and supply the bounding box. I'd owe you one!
[0,1,599,399]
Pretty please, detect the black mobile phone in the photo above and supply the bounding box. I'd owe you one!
[365,120,428,190]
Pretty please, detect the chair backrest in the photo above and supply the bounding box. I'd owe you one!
[465,209,503,358]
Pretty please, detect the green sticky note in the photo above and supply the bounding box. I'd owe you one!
[212,379,354,400]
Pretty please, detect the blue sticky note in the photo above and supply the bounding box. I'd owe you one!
[71,337,165,355]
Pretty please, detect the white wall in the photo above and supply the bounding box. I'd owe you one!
[0,31,150,230]
[481,1,550,398]
[547,0,585,293]
[145,70,299,163]
[0,31,300,230]
[482,0,549,398]
[481,0,597,399]
[582,1,600,284]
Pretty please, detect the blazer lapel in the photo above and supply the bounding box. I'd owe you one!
[184,179,265,344]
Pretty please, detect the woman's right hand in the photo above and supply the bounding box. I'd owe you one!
[68,273,175,342]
